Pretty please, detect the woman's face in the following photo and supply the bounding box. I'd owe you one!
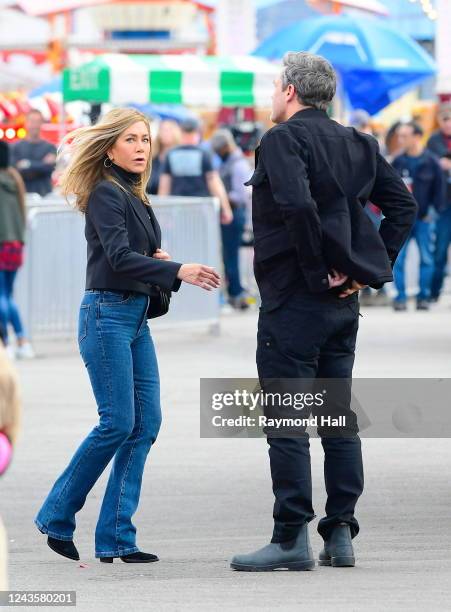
[158,121,178,148]
[108,120,151,174]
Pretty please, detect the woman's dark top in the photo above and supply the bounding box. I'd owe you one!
[85,163,182,296]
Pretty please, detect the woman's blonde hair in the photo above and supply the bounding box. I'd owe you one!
[59,107,152,213]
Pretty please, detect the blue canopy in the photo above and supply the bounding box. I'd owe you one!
[30,76,62,97]
[129,102,196,123]
[254,15,436,115]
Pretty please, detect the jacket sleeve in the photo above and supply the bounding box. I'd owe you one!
[87,181,183,292]
[259,126,330,293]
[369,150,418,272]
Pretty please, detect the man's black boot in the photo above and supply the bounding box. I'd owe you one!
[230,523,315,572]
[318,522,355,567]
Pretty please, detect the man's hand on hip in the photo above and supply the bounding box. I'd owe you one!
[328,269,349,289]
[328,269,368,298]
[338,279,368,298]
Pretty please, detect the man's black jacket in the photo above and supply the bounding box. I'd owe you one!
[246,108,418,311]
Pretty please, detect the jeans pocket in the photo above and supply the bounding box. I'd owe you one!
[78,305,90,343]
[100,291,132,305]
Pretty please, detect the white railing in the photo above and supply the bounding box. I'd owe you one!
[14,195,222,341]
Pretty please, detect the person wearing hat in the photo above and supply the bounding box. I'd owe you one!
[158,118,233,224]
[427,103,451,301]
[210,129,252,309]
[0,141,35,359]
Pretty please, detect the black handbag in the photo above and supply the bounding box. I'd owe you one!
[147,285,171,319]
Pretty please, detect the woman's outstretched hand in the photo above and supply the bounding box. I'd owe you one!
[177,264,221,291]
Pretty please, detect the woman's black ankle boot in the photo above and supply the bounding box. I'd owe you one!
[47,536,80,561]
[100,551,159,564]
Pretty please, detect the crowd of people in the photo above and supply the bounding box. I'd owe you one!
[143,103,451,314]
[151,116,251,310]
[350,104,451,311]
[0,102,450,360]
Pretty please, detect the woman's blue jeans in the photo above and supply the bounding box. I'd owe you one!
[0,269,25,344]
[34,290,162,558]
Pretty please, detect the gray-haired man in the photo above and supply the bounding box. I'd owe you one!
[230,52,417,571]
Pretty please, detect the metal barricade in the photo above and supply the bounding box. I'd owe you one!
[14,195,222,341]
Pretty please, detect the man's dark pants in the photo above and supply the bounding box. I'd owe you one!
[256,287,364,544]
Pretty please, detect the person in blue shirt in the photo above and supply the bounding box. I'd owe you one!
[391,122,445,311]
[158,118,232,224]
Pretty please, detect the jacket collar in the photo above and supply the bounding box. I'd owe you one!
[109,162,141,188]
[288,107,330,122]
[108,164,160,249]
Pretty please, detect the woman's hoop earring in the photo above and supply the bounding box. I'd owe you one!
[104,157,113,168]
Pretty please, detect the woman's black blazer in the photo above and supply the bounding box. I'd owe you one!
[84,165,182,296]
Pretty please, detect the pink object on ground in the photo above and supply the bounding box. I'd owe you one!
[0,432,12,476]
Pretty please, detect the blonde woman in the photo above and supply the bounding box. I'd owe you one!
[34,108,220,564]
[147,119,182,194]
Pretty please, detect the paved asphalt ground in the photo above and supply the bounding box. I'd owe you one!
[2,293,451,611]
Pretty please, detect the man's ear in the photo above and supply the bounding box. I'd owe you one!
[286,84,296,103]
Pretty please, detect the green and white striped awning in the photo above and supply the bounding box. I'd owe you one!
[63,54,280,107]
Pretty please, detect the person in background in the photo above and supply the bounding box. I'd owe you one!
[147,119,181,195]
[11,109,56,196]
[0,517,5,590]
[392,122,444,311]
[349,110,389,306]
[0,141,35,359]
[158,117,233,224]
[210,129,252,310]
[0,339,22,589]
[427,103,451,301]
[349,109,372,136]
[384,121,404,162]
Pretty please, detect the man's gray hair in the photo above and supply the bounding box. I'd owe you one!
[281,52,336,111]
[210,128,236,152]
